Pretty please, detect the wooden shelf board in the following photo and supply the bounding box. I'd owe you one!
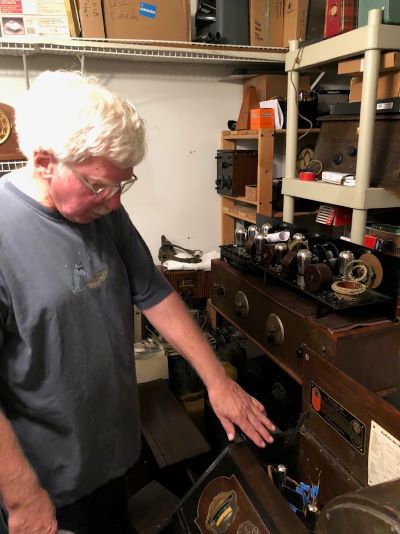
[221,194,257,206]
[222,128,320,141]
[222,206,256,224]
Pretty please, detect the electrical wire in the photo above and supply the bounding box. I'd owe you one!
[289,47,315,141]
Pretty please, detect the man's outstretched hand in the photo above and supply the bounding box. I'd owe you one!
[207,377,276,447]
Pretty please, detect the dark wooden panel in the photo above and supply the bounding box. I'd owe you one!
[314,116,400,192]
[301,347,400,487]
[211,259,400,391]
[139,380,210,468]
[174,443,306,533]
[128,480,179,534]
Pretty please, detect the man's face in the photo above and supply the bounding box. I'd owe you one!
[47,156,134,224]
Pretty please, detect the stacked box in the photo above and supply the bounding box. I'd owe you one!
[0,0,72,37]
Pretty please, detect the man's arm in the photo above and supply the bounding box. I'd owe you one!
[142,291,275,447]
[0,411,57,534]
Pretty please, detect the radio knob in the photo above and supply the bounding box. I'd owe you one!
[332,152,343,165]
[266,313,284,345]
[234,291,249,318]
[347,146,357,157]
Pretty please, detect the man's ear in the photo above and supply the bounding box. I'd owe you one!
[33,150,57,179]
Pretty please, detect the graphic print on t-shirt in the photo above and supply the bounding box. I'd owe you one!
[71,251,108,294]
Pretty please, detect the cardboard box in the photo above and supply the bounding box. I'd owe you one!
[244,74,310,103]
[283,0,309,46]
[135,340,168,384]
[245,185,258,201]
[349,72,400,102]
[324,0,357,39]
[0,0,72,36]
[78,0,104,38]
[250,108,275,129]
[338,52,400,76]
[103,0,190,41]
[249,0,284,47]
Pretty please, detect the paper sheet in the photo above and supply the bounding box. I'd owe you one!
[260,99,284,129]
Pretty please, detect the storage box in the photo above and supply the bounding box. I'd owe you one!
[78,0,105,38]
[160,267,211,300]
[0,0,74,36]
[250,108,275,129]
[358,0,400,27]
[135,339,168,384]
[249,0,284,47]
[349,71,400,102]
[244,74,310,103]
[324,0,357,39]
[338,52,400,76]
[245,185,258,201]
[103,0,190,41]
[283,0,309,46]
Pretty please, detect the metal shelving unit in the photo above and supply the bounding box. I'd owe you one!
[0,37,286,65]
[282,8,400,245]
[0,37,286,178]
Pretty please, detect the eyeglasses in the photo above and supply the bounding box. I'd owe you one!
[67,165,138,200]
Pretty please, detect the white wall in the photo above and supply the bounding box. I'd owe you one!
[0,52,242,261]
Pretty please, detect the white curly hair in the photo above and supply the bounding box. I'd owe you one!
[15,70,146,168]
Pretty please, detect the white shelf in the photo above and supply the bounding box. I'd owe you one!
[282,179,400,210]
[282,8,400,244]
[0,37,286,66]
[285,22,400,71]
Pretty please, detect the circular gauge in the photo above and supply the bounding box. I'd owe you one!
[0,109,11,145]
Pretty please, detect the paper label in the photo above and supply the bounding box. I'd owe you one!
[368,420,400,486]
[0,0,66,15]
[139,2,156,19]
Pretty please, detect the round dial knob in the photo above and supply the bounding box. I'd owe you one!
[234,291,249,318]
[266,313,284,345]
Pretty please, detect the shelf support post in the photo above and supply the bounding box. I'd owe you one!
[22,53,30,90]
[282,39,299,223]
[351,8,382,244]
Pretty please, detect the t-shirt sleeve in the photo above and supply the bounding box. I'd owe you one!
[106,207,173,310]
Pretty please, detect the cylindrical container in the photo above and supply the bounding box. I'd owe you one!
[255,232,265,256]
[261,223,273,237]
[292,232,306,241]
[274,242,288,263]
[299,171,316,181]
[297,249,313,275]
[235,226,247,247]
[338,250,355,276]
[265,230,291,243]
[247,224,259,240]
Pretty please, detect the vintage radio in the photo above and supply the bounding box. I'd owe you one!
[159,266,211,300]
[298,347,400,508]
[211,258,400,392]
[215,150,258,197]
[168,442,305,533]
[0,103,25,162]
[313,115,400,193]
[324,0,358,39]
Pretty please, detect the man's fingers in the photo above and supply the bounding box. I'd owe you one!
[218,415,236,442]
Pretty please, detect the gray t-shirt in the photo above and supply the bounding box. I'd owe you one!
[0,180,172,506]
